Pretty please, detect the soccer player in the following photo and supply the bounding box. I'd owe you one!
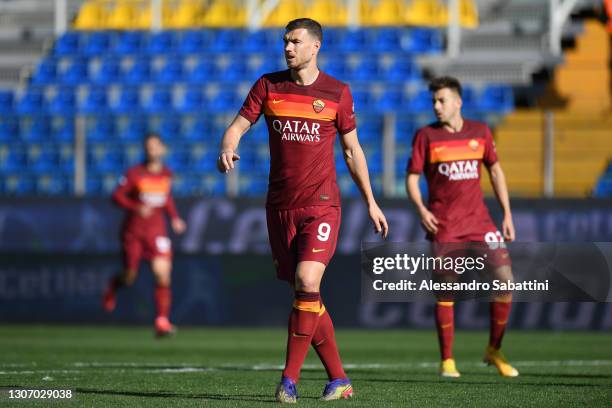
[406,76,519,378]
[102,133,186,337]
[217,18,388,403]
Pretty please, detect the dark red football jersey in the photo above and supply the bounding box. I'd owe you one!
[408,120,498,237]
[239,70,356,209]
[112,164,179,233]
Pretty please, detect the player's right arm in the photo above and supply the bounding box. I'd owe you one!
[112,171,152,217]
[406,173,438,234]
[405,130,438,234]
[217,115,250,173]
[218,76,266,173]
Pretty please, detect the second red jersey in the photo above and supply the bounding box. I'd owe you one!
[408,120,498,238]
[239,70,356,209]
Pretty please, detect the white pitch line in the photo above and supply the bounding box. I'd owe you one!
[1,360,610,376]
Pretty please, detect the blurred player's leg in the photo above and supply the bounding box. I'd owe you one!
[435,300,460,377]
[152,256,176,337]
[103,237,141,312]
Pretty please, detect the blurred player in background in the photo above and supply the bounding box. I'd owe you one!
[102,133,186,337]
[217,18,388,403]
[406,76,519,378]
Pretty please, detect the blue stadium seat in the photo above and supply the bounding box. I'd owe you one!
[114,31,146,55]
[341,29,369,52]
[239,176,268,196]
[593,178,612,197]
[322,58,348,80]
[28,144,61,172]
[351,57,380,81]
[4,174,35,195]
[183,116,213,141]
[0,90,14,113]
[17,89,46,114]
[218,59,249,81]
[373,27,402,52]
[178,30,210,54]
[31,59,58,85]
[166,145,190,172]
[54,32,81,56]
[242,29,282,52]
[395,118,416,141]
[83,31,113,56]
[209,29,242,53]
[158,116,182,139]
[407,28,443,53]
[51,115,75,143]
[147,31,177,54]
[124,57,151,84]
[0,144,27,172]
[155,59,184,83]
[93,57,122,84]
[352,88,374,113]
[117,115,147,141]
[187,58,216,83]
[406,89,432,113]
[208,86,240,113]
[357,116,382,143]
[49,87,76,115]
[82,86,109,114]
[20,115,51,142]
[322,28,343,52]
[179,87,206,113]
[384,57,420,82]
[190,144,216,171]
[87,115,116,142]
[145,87,173,113]
[86,175,104,195]
[113,87,142,114]
[461,85,478,113]
[478,84,514,113]
[36,175,73,195]
[375,88,407,112]
[0,115,18,142]
[88,145,124,173]
[61,58,89,85]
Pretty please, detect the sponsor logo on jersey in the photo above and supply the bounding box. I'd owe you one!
[272,119,321,143]
[312,99,325,113]
[272,99,286,104]
[438,160,479,180]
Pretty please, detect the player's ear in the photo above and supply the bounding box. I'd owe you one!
[312,39,321,55]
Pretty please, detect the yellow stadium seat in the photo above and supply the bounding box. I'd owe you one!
[263,0,306,28]
[167,0,205,28]
[367,0,406,26]
[74,1,108,30]
[307,0,348,27]
[107,1,139,30]
[405,0,447,27]
[460,0,479,28]
[202,0,245,28]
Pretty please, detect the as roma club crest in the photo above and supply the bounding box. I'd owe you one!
[468,139,479,151]
[312,99,325,113]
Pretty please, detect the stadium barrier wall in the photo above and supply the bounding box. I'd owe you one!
[1,197,611,329]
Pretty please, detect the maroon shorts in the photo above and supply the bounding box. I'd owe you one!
[266,205,341,282]
[121,229,172,271]
[432,224,512,271]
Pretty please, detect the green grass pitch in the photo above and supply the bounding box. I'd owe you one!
[1,326,611,407]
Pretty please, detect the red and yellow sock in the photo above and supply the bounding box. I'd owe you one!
[435,301,455,360]
[154,285,172,319]
[282,291,321,383]
[312,304,346,381]
[489,297,512,350]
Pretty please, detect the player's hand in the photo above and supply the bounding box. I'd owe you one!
[138,205,153,218]
[502,214,515,242]
[217,149,240,173]
[368,203,389,239]
[171,218,187,235]
[419,208,439,234]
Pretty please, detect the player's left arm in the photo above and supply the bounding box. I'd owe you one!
[487,162,514,242]
[340,130,388,238]
[165,193,186,235]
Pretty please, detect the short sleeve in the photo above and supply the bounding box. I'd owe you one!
[407,129,427,174]
[239,76,267,124]
[335,85,356,135]
[483,126,498,167]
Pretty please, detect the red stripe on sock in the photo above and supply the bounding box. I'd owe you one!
[489,301,512,349]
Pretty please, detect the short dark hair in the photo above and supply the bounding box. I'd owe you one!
[285,18,323,42]
[143,132,164,144]
[429,76,462,97]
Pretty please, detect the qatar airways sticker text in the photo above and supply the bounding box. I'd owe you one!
[272,119,321,143]
[438,160,479,180]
